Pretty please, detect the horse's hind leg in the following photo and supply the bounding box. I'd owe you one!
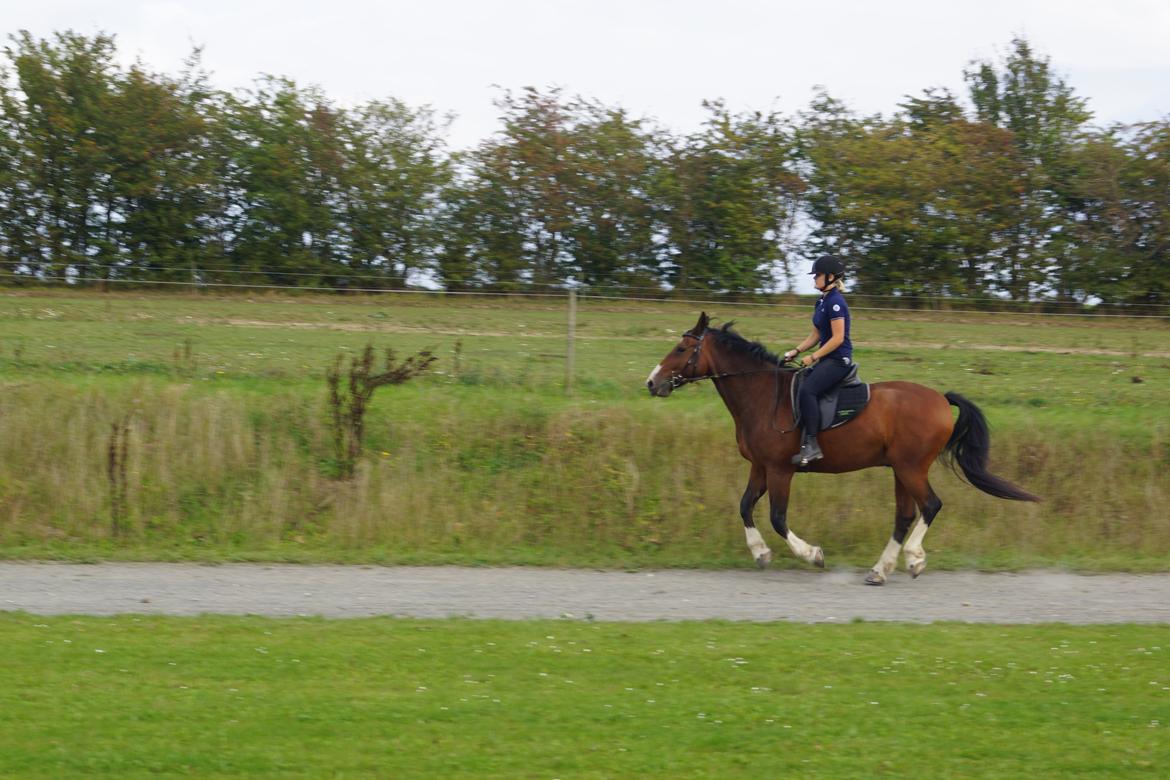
[740,463,771,568]
[865,476,919,586]
[767,467,825,568]
[895,468,943,580]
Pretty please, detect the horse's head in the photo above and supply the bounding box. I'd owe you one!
[646,312,714,397]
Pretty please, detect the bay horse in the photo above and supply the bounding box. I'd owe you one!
[645,312,1039,585]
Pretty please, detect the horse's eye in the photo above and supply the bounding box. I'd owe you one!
[676,347,687,353]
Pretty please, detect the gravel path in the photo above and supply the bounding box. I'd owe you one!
[4,563,1170,624]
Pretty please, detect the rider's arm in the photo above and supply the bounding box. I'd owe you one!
[797,328,819,353]
[809,319,845,361]
[786,327,823,362]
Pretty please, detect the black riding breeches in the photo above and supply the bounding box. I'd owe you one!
[797,358,851,437]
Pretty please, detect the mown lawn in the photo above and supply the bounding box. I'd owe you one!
[0,613,1166,778]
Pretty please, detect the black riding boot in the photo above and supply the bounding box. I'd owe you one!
[791,432,824,466]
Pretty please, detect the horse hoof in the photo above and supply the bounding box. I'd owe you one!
[812,547,825,569]
[864,570,886,586]
[755,551,773,569]
[908,560,926,579]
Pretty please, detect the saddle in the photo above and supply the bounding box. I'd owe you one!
[791,362,871,431]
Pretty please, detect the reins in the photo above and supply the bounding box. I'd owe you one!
[665,367,777,389]
[771,364,802,435]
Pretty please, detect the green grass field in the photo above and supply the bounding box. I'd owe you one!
[3,291,1168,778]
[1,613,1166,778]
[1,289,1169,569]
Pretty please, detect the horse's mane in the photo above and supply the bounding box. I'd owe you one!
[708,322,783,366]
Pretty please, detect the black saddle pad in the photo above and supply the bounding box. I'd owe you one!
[791,363,871,431]
[819,381,870,430]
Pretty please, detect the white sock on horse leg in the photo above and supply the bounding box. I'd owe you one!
[784,529,817,563]
[903,519,929,566]
[872,537,902,577]
[745,527,770,560]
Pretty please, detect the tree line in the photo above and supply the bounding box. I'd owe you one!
[1,31,1167,307]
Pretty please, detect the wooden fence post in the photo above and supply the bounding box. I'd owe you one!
[565,289,577,395]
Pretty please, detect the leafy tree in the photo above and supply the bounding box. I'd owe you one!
[1069,121,1170,307]
[219,78,346,285]
[97,55,222,282]
[0,54,33,272]
[341,99,452,288]
[558,102,659,289]
[934,118,1027,298]
[1117,121,1170,306]
[432,171,485,291]
[440,144,531,290]
[965,37,1092,300]
[655,102,802,293]
[3,31,120,280]
[485,87,576,287]
[0,32,226,286]
[0,28,1161,307]
[800,89,1024,301]
[444,88,662,290]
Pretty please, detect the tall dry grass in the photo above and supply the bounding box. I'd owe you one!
[0,378,1167,569]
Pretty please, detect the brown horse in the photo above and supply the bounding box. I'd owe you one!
[646,312,1039,585]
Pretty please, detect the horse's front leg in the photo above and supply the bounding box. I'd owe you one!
[768,467,825,568]
[740,462,770,567]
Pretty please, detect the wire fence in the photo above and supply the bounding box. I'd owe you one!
[2,261,1170,319]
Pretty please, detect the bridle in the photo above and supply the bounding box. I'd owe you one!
[666,328,796,389]
[665,329,715,389]
[665,328,803,435]
[666,328,706,387]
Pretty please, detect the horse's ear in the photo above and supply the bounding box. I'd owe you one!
[695,311,710,333]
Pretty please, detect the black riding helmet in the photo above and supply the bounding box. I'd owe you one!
[810,254,845,278]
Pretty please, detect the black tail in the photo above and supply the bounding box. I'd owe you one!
[942,392,1040,502]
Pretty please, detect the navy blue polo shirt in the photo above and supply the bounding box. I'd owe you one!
[812,289,852,360]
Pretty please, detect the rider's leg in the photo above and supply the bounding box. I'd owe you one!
[793,359,850,465]
[793,400,823,464]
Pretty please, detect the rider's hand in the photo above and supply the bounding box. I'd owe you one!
[800,354,816,368]
[783,349,799,362]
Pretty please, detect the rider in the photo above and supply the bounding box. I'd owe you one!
[782,254,853,465]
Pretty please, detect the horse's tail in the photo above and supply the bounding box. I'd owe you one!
[942,392,1040,502]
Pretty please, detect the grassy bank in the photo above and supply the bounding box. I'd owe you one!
[1,291,1168,569]
[1,614,1166,777]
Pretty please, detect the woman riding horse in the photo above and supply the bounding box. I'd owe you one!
[646,311,1039,585]
[783,254,852,466]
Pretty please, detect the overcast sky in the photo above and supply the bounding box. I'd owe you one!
[7,0,1170,150]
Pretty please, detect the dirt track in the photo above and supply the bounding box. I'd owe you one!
[4,563,1170,624]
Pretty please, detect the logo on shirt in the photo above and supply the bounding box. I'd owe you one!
[832,304,841,312]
